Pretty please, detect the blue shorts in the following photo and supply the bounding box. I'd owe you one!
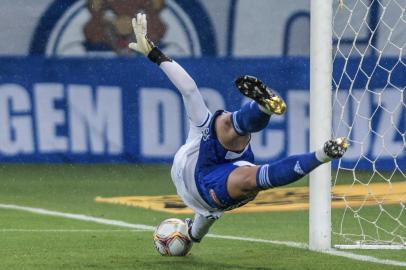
[197,161,257,211]
[195,110,256,211]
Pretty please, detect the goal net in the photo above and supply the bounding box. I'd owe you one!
[331,0,406,248]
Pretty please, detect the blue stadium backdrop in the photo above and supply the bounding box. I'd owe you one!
[0,0,404,171]
[1,57,404,171]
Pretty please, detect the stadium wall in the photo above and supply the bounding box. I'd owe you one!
[0,57,404,170]
[0,0,404,169]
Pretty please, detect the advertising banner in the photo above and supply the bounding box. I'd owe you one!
[0,57,404,170]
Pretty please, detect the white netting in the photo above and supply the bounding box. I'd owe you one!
[332,0,406,246]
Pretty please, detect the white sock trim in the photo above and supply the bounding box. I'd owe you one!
[315,148,332,163]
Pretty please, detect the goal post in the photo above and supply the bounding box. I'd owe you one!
[310,0,406,250]
[309,0,333,251]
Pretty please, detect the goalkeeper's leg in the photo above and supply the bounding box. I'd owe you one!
[186,214,215,243]
[185,139,347,241]
[227,138,349,200]
[216,75,286,151]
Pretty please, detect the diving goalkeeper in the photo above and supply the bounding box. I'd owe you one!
[129,13,348,243]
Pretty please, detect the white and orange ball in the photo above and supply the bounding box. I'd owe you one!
[153,218,193,256]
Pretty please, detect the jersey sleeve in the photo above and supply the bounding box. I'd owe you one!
[159,61,199,98]
[147,47,211,127]
[159,60,211,128]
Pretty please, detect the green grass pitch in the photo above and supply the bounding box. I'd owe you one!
[0,164,405,270]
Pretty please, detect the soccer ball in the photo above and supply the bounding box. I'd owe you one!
[153,218,193,256]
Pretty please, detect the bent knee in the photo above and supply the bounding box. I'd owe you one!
[215,113,249,151]
[236,166,259,191]
[227,166,259,199]
[216,112,233,131]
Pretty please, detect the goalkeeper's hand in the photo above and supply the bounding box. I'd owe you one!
[128,13,154,56]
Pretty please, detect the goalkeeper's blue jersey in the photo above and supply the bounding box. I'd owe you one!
[194,110,255,210]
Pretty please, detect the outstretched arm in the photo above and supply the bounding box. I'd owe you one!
[129,13,210,127]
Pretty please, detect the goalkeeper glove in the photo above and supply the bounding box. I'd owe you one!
[128,13,153,56]
[128,13,171,65]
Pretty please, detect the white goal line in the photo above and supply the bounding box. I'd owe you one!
[0,229,148,233]
[335,244,406,250]
[1,203,406,267]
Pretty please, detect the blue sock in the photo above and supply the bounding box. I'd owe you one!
[231,101,270,135]
[256,152,323,189]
